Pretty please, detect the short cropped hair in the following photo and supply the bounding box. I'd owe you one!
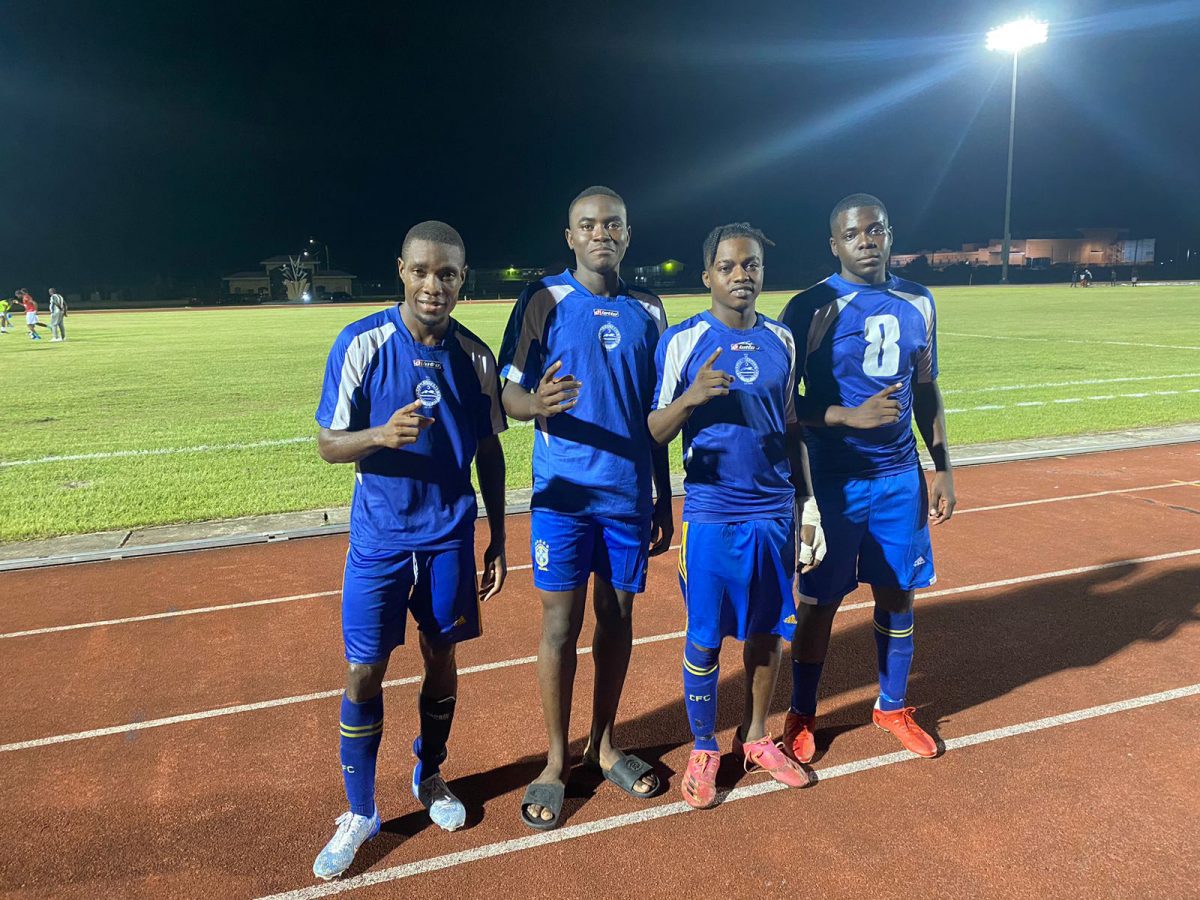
[702,222,775,269]
[829,193,888,233]
[568,185,626,220]
[401,220,465,259]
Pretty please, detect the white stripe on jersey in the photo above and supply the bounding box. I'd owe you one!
[454,329,507,436]
[330,321,398,430]
[891,288,936,383]
[629,289,668,336]
[806,284,857,361]
[762,319,799,425]
[656,318,711,409]
[502,283,573,384]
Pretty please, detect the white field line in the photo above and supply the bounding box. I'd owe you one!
[3,547,1197,755]
[257,682,1200,900]
[0,436,313,468]
[5,479,1197,641]
[941,372,1200,395]
[941,331,1200,352]
[945,388,1200,414]
[7,372,1199,459]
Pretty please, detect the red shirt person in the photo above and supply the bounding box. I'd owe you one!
[20,290,43,340]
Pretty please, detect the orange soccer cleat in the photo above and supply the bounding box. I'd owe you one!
[680,749,721,809]
[872,706,938,758]
[783,711,817,764]
[734,731,813,788]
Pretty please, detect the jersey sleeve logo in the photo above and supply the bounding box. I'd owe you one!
[415,378,443,408]
[534,539,550,570]
[734,355,760,384]
[598,322,622,351]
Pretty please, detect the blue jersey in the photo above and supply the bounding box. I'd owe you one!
[498,269,666,518]
[780,272,937,480]
[653,310,797,523]
[316,305,506,551]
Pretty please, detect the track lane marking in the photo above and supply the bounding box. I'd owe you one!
[952,480,1198,515]
[3,547,1198,754]
[5,480,1196,640]
[256,682,1200,899]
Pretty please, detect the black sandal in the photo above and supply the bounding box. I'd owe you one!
[520,782,565,831]
[597,752,661,800]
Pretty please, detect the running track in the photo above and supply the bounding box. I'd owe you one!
[1,444,1198,898]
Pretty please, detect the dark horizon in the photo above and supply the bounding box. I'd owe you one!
[3,0,1198,293]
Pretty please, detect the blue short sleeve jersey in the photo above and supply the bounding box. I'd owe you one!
[779,272,937,480]
[652,310,797,523]
[316,305,506,551]
[498,269,667,518]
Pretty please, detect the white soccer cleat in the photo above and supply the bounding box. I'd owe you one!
[312,809,381,881]
[414,772,467,831]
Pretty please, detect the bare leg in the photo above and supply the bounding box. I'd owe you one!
[585,579,654,794]
[742,633,782,742]
[524,586,587,822]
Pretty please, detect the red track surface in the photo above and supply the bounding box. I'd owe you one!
[1,444,1198,898]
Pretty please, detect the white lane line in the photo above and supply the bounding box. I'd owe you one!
[257,682,1200,899]
[945,388,1200,414]
[4,547,1197,755]
[6,477,1198,641]
[952,481,1198,515]
[942,331,1200,352]
[941,372,1200,395]
[0,437,314,468]
[0,591,341,639]
[0,545,684,640]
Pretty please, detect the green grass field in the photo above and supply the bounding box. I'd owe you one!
[3,284,1199,542]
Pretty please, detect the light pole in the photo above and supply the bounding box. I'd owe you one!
[987,17,1048,284]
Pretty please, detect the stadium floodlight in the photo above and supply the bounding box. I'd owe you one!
[987,18,1048,284]
[988,19,1046,283]
[986,18,1048,53]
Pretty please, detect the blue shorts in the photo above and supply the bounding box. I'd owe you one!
[530,510,651,594]
[678,517,797,647]
[797,466,936,606]
[341,542,480,664]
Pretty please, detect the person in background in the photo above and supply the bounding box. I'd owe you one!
[49,289,67,342]
[20,290,42,341]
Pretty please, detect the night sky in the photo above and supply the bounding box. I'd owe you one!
[3,0,1198,290]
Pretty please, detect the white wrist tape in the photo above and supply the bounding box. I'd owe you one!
[798,496,827,566]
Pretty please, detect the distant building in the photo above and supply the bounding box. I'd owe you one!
[223,256,357,301]
[468,266,547,299]
[630,259,686,289]
[892,230,1155,269]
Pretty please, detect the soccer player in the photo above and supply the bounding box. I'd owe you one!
[649,223,823,808]
[499,186,673,830]
[48,289,67,341]
[0,295,13,333]
[312,221,508,880]
[20,290,42,341]
[780,194,956,762]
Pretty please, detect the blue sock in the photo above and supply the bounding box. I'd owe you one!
[340,693,383,817]
[790,660,824,716]
[683,642,721,752]
[873,608,915,712]
[414,693,455,781]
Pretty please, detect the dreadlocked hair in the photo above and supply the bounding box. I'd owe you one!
[702,222,775,269]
